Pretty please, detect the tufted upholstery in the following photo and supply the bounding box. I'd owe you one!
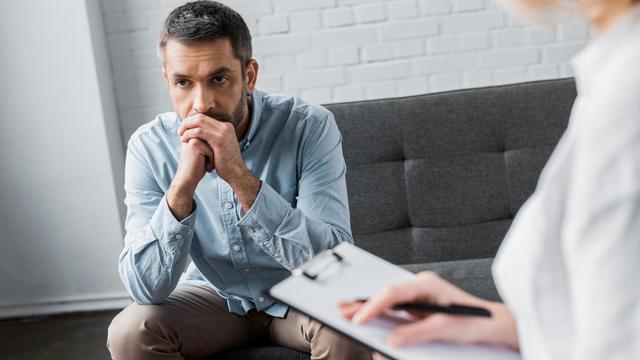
[212,78,577,359]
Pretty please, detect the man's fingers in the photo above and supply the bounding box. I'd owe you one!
[179,113,234,136]
[352,278,437,324]
[181,127,210,143]
[179,114,210,136]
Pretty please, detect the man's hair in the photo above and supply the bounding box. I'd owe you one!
[158,1,252,68]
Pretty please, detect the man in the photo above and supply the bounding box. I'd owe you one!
[106,1,371,359]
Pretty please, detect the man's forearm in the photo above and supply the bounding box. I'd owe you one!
[167,181,195,221]
[228,169,261,212]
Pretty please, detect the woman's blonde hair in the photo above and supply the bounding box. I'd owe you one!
[501,0,640,25]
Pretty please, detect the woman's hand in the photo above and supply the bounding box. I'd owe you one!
[338,271,519,351]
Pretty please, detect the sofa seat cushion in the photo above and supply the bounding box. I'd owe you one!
[211,346,309,360]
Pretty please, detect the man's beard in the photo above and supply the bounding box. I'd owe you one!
[198,87,248,129]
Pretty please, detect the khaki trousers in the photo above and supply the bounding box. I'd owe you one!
[107,283,371,360]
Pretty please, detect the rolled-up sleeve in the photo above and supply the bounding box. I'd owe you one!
[236,112,352,270]
[118,137,195,304]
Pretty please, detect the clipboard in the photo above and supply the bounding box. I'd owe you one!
[269,242,521,360]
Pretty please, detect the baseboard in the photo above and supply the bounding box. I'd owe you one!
[0,293,132,320]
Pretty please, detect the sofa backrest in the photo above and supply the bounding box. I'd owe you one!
[325,78,576,266]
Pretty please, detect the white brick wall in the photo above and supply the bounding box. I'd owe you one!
[101,0,590,142]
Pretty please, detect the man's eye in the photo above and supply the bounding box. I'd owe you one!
[212,76,227,85]
[176,79,191,87]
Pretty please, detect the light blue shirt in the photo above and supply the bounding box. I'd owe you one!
[119,90,352,317]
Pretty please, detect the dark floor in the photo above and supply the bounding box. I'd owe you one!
[0,310,118,360]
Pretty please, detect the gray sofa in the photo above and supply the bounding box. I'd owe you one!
[214,78,577,360]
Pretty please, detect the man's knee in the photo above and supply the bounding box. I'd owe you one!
[107,302,174,358]
[306,318,372,360]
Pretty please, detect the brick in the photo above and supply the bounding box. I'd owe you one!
[464,70,492,88]
[254,34,310,55]
[348,62,410,82]
[338,0,378,5]
[227,0,273,17]
[442,11,505,34]
[101,0,125,13]
[506,13,525,27]
[379,19,438,40]
[333,85,365,102]
[365,81,397,100]
[494,67,526,85]
[148,8,172,32]
[259,15,289,35]
[244,16,260,36]
[528,64,559,80]
[558,21,590,42]
[412,54,475,75]
[354,3,387,23]
[559,63,574,77]
[264,55,296,75]
[395,39,424,58]
[426,35,457,54]
[361,43,394,62]
[328,46,360,66]
[528,27,556,44]
[458,31,489,51]
[494,28,527,48]
[124,0,157,12]
[257,75,283,93]
[283,68,345,89]
[300,87,333,104]
[312,27,377,47]
[388,0,419,20]
[477,47,539,68]
[324,8,355,27]
[421,0,451,15]
[396,77,428,96]
[136,68,166,89]
[542,44,583,62]
[274,0,336,12]
[290,11,322,31]
[453,0,483,13]
[129,31,158,51]
[298,50,327,70]
[104,12,149,33]
[429,73,461,92]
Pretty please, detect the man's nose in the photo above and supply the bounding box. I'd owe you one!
[193,86,215,114]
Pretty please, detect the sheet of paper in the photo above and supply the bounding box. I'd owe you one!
[270,243,520,360]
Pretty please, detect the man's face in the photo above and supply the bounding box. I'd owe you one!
[162,38,257,127]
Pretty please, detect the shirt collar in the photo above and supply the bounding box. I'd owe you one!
[239,89,263,150]
[571,4,640,92]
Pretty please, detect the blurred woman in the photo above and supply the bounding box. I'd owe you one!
[341,0,640,358]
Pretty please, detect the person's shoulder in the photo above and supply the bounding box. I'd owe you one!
[127,112,180,149]
[260,91,333,124]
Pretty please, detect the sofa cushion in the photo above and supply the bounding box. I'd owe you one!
[402,258,500,301]
[212,346,309,360]
[326,79,576,267]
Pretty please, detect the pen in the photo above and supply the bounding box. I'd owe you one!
[355,298,492,318]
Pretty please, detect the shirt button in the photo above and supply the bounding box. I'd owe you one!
[224,202,233,209]
[243,268,251,272]
[258,297,265,303]
[176,234,183,240]
[233,245,241,252]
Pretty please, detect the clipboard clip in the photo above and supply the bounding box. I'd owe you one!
[292,248,344,281]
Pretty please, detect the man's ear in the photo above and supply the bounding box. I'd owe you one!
[162,66,169,86]
[245,59,259,94]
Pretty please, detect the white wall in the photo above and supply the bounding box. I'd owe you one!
[0,0,129,318]
[101,0,589,143]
